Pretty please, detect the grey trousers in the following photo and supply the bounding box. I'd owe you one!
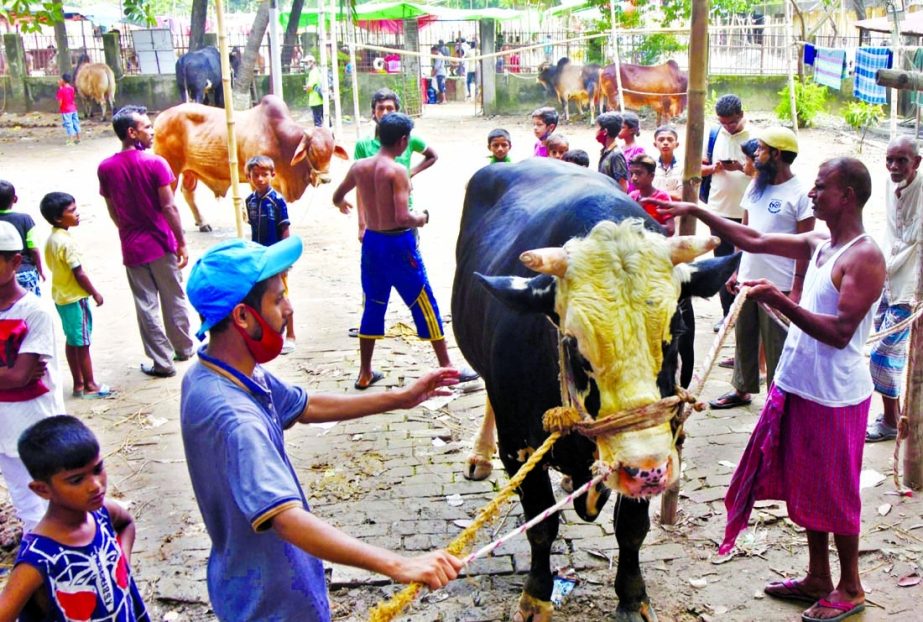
[125,253,195,372]
[732,297,788,394]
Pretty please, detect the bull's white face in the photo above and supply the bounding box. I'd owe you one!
[550,221,690,498]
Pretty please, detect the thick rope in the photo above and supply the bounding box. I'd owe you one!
[758,300,923,345]
[368,430,563,621]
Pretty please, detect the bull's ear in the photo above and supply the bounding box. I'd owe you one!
[679,252,741,300]
[333,145,349,160]
[291,131,311,166]
[476,273,556,316]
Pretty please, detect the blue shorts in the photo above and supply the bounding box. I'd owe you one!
[359,229,443,340]
[62,111,80,137]
[56,298,93,347]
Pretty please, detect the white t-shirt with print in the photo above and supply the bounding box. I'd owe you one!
[706,126,752,219]
[738,176,813,288]
[0,293,64,456]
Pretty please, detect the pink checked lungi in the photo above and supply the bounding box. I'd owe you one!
[720,385,870,554]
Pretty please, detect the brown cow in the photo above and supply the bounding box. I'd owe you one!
[600,60,688,126]
[537,57,603,123]
[74,56,116,120]
[153,95,348,232]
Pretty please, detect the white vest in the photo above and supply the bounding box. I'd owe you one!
[774,235,878,406]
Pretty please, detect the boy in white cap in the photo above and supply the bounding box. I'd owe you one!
[180,235,462,621]
[0,220,64,534]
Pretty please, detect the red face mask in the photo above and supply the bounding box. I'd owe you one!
[233,305,284,364]
[595,129,609,146]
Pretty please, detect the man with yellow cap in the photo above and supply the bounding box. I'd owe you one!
[709,126,815,410]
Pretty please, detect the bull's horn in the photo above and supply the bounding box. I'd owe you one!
[520,248,568,277]
[668,235,720,265]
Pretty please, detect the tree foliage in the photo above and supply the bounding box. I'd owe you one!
[0,0,156,31]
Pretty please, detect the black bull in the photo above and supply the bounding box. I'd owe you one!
[451,159,739,620]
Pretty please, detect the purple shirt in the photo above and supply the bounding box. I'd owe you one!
[98,150,177,266]
[533,140,548,157]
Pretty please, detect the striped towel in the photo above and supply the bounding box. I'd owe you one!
[854,46,893,104]
[813,47,846,90]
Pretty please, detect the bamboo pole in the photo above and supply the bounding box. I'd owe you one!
[889,2,903,140]
[785,0,798,135]
[903,241,923,489]
[318,0,330,127]
[348,16,361,140]
[609,0,625,113]
[214,0,244,238]
[329,1,342,137]
[662,0,709,525]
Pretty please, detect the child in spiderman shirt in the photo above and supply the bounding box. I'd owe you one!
[0,416,149,622]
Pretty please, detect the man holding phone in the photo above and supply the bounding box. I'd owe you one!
[701,94,753,328]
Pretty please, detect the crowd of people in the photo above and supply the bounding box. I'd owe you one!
[0,86,918,622]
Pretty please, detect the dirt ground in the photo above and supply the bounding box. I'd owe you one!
[0,103,921,622]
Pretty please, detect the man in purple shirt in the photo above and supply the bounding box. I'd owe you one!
[98,105,194,378]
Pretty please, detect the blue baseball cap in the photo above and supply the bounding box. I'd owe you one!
[187,236,303,340]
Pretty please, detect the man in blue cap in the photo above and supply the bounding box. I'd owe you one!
[181,235,462,621]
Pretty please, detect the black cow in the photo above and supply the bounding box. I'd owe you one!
[176,46,224,107]
[452,159,738,621]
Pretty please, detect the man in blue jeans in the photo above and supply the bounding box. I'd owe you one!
[431,46,447,104]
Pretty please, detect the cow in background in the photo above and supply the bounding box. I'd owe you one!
[176,46,224,107]
[153,95,348,232]
[601,60,688,126]
[537,57,602,123]
[73,55,116,120]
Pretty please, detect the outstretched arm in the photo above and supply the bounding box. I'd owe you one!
[643,198,822,262]
[272,508,462,589]
[744,243,886,349]
[300,368,458,423]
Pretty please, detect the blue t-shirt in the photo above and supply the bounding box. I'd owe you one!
[245,188,290,247]
[15,507,150,622]
[180,349,329,622]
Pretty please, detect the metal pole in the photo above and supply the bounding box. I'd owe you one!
[329,1,343,137]
[609,0,625,112]
[214,0,244,238]
[268,0,283,96]
[785,0,799,135]
[317,0,330,127]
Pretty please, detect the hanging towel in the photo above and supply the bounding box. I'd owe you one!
[854,46,893,104]
[803,43,816,66]
[814,47,846,90]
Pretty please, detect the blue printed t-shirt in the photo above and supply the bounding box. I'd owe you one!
[245,188,290,247]
[15,506,150,622]
[180,349,330,622]
[354,133,427,209]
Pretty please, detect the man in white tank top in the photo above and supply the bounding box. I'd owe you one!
[644,157,885,622]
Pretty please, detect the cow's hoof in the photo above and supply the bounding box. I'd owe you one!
[613,601,658,622]
[512,593,553,622]
[197,223,213,233]
[463,453,493,481]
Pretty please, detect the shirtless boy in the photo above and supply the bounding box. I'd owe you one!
[332,113,477,389]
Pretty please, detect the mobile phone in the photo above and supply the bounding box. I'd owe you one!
[720,159,734,165]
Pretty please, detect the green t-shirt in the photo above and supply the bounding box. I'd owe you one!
[353,133,427,208]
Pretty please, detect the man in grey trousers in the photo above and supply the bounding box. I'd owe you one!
[97,105,194,377]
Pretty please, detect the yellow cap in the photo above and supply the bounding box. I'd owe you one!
[757,126,798,154]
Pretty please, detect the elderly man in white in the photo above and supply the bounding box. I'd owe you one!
[867,135,922,442]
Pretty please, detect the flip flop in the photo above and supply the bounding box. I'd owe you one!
[72,389,84,398]
[348,327,359,338]
[709,391,751,410]
[866,414,897,443]
[354,370,384,390]
[717,356,735,369]
[802,599,865,622]
[457,367,480,383]
[82,384,114,399]
[764,579,825,604]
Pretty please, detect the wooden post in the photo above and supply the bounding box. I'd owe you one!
[662,0,709,526]
[214,0,245,238]
[903,227,923,489]
[784,0,798,135]
[877,68,923,92]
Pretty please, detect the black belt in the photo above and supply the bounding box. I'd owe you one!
[371,228,411,235]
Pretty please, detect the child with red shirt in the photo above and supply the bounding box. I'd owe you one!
[56,73,80,145]
[629,154,674,236]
